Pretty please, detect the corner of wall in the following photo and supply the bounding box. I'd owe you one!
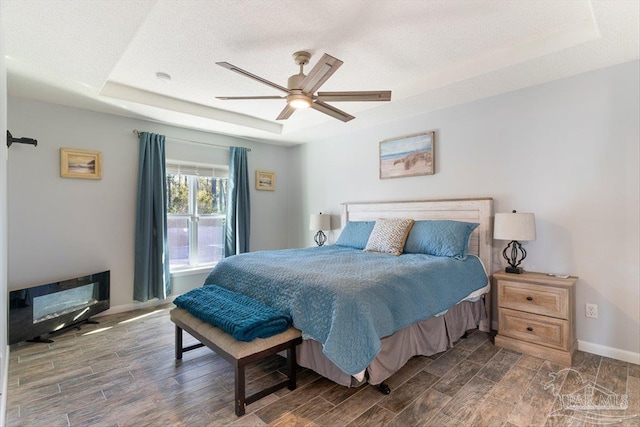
[0,1,10,422]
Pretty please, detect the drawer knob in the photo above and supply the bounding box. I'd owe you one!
[526,327,533,332]
[526,296,533,301]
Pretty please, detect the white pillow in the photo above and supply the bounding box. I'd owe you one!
[364,218,414,256]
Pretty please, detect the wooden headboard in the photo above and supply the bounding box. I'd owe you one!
[342,198,493,332]
[341,198,493,269]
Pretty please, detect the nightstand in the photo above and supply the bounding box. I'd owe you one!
[494,271,578,365]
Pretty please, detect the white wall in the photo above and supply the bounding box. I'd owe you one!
[7,98,292,309]
[290,60,640,361]
[0,1,9,421]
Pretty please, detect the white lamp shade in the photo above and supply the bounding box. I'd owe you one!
[494,212,536,241]
[309,213,331,231]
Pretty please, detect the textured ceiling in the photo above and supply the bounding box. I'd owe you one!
[2,0,639,145]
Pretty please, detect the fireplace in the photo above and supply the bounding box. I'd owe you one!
[9,271,110,344]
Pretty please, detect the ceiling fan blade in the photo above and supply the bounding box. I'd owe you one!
[311,100,355,122]
[276,104,296,120]
[216,96,285,100]
[316,91,392,102]
[216,62,290,94]
[299,53,343,94]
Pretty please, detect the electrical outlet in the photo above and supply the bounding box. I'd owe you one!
[586,303,598,319]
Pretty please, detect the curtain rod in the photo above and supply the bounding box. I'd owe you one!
[132,130,251,152]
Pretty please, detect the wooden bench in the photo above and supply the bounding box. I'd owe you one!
[170,307,302,416]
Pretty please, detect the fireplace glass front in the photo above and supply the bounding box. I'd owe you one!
[32,283,97,324]
[9,271,110,344]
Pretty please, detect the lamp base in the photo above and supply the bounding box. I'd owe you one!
[502,240,527,274]
[314,230,327,247]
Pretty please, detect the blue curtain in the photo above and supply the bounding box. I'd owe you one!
[225,147,250,256]
[134,132,170,302]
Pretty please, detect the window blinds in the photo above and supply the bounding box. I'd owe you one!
[166,162,228,178]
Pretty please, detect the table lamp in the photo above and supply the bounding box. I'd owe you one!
[309,213,331,246]
[493,210,536,274]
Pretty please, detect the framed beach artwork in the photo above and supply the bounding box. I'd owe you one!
[60,148,102,179]
[379,131,435,179]
[255,170,275,191]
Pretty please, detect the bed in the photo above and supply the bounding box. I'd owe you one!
[203,198,493,389]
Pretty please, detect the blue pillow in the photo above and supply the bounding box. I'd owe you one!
[403,220,479,259]
[335,221,375,249]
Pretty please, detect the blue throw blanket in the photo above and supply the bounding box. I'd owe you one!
[173,285,292,342]
[204,245,488,374]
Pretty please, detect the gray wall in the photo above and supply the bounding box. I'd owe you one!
[289,60,640,360]
[7,98,292,308]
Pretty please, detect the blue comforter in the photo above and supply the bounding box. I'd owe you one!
[204,245,488,375]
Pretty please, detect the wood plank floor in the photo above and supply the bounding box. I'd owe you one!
[6,305,639,426]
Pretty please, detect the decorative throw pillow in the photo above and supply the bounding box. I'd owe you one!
[335,221,376,249]
[403,220,479,259]
[364,218,414,256]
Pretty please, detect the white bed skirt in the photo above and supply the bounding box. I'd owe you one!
[296,298,486,386]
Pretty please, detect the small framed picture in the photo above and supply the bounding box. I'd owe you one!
[60,148,102,179]
[379,131,435,179]
[255,170,275,191]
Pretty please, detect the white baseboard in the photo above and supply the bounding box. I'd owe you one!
[578,340,640,365]
[95,295,176,318]
[1,345,9,427]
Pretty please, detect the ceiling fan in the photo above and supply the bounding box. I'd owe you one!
[216,51,391,122]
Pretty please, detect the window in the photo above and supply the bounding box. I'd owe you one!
[166,163,228,270]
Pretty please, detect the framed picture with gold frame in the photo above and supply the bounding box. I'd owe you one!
[255,170,275,191]
[60,148,102,179]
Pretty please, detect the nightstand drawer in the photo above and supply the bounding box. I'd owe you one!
[498,280,569,319]
[498,308,569,351]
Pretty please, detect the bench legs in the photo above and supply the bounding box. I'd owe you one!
[287,345,297,391]
[234,362,246,416]
[175,325,204,360]
[233,345,299,416]
[174,323,300,417]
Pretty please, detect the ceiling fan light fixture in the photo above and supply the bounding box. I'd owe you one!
[288,92,311,109]
[216,51,391,121]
